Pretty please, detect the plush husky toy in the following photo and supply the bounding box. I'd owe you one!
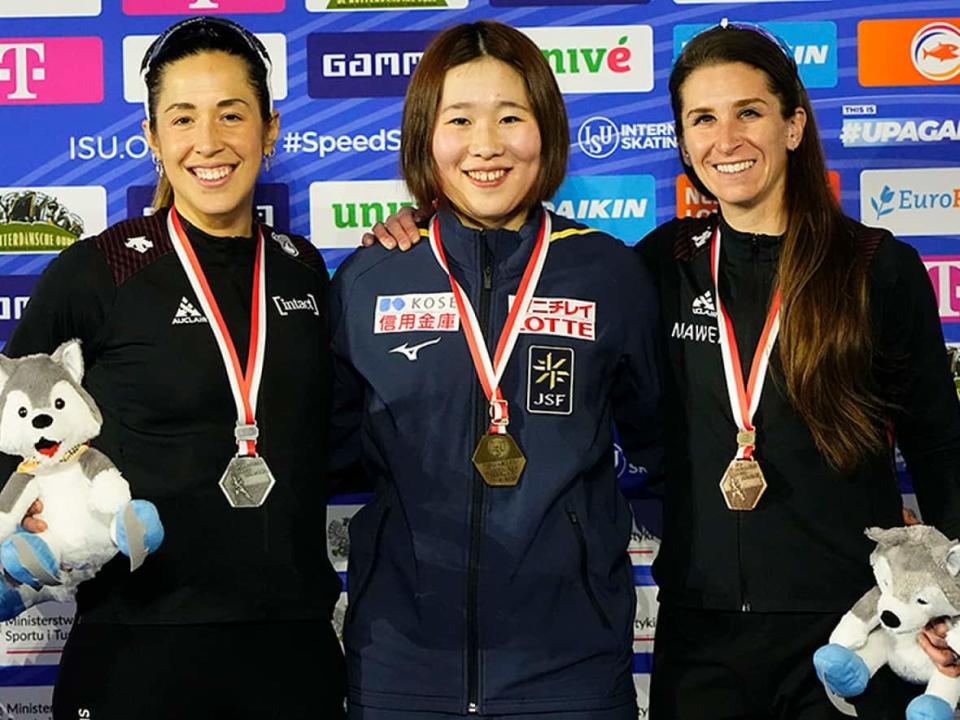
[0,340,163,620]
[813,525,960,720]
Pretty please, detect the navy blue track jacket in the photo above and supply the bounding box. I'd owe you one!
[329,208,661,715]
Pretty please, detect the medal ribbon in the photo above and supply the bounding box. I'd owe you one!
[709,226,781,460]
[168,208,267,457]
[427,212,551,434]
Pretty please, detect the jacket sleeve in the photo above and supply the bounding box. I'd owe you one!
[611,245,664,484]
[0,240,115,488]
[879,240,960,538]
[3,239,114,361]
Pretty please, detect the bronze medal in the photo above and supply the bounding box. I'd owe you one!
[472,433,526,487]
[720,457,767,511]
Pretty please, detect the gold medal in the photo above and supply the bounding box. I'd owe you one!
[472,433,526,487]
[720,456,768,511]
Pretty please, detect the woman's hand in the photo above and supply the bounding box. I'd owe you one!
[360,205,425,251]
[22,499,47,533]
[918,618,960,678]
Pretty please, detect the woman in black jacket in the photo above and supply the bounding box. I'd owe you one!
[2,17,346,720]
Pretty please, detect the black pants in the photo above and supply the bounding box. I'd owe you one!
[52,619,346,720]
[649,605,918,720]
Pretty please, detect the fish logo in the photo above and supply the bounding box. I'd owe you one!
[924,42,959,62]
[911,22,960,82]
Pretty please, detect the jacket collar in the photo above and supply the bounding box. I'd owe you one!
[718,213,782,263]
[434,206,544,277]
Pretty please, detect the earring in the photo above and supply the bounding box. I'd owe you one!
[263,148,276,172]
[152,153,164,176]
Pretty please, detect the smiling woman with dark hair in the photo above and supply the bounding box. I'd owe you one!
[638,22,960,720]
[0,16,346,720]
[330,19,661,720]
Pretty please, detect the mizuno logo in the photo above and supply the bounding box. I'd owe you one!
[171,296,207,325]
[389,336,441,361]
[125,235,153,254]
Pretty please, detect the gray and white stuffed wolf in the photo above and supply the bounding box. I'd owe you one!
[813,525,960,720]
[0,340,163,620]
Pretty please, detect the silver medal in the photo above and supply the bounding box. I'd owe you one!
[219,455,276,508]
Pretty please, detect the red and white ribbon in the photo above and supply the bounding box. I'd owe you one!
[710,226,781,460]
[168,208,267,457]
[427,212,551,434]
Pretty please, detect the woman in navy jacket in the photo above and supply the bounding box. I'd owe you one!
[330,20,661,720]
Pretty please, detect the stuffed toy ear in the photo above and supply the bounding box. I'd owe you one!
[865,526,908,547]
[0,354,15,393]
[945,544,960,577]
[51,340,84,384]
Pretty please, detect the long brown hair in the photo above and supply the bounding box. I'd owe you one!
[669,26,885,473]
[400,20,568,212]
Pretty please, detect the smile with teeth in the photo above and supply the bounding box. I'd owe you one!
[466,169,508,183]
[714,160,756,174]
[191,166,233,181]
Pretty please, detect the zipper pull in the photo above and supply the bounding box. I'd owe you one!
[468,702,479,714]
[483,262,493,290]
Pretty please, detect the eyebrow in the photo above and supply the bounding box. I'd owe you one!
[439,100,531,113]
[162,98,252,114]
[685,97,769,119]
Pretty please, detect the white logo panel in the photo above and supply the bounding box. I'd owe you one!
[860,168,960,236]
[374,293,459,335]
[509,295,597,342]
[0,0,100,16]
[123,33,288,104]
[521,26,653,94]
[0,186,106,254]
[310,179,414,250]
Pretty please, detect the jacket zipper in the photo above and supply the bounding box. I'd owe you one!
[467,234,493,714]
[739,235,761,613]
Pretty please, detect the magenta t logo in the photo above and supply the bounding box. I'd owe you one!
[0,38,102,104]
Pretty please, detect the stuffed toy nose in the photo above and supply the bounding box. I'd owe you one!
[31,414,53,429]
[880,610,901,628]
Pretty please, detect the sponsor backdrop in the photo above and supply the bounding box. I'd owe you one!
[0,0,957,716]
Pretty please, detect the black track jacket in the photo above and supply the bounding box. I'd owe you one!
[637,213,960,614]
[0,209,342,625]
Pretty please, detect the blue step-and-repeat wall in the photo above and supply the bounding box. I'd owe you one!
[0,0,958,717]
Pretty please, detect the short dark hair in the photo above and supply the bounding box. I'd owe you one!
[400,20,568,212]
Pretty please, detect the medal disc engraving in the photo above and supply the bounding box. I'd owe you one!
[472,433,526,487]
[219,456,276,508]
[720,457,768,511]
